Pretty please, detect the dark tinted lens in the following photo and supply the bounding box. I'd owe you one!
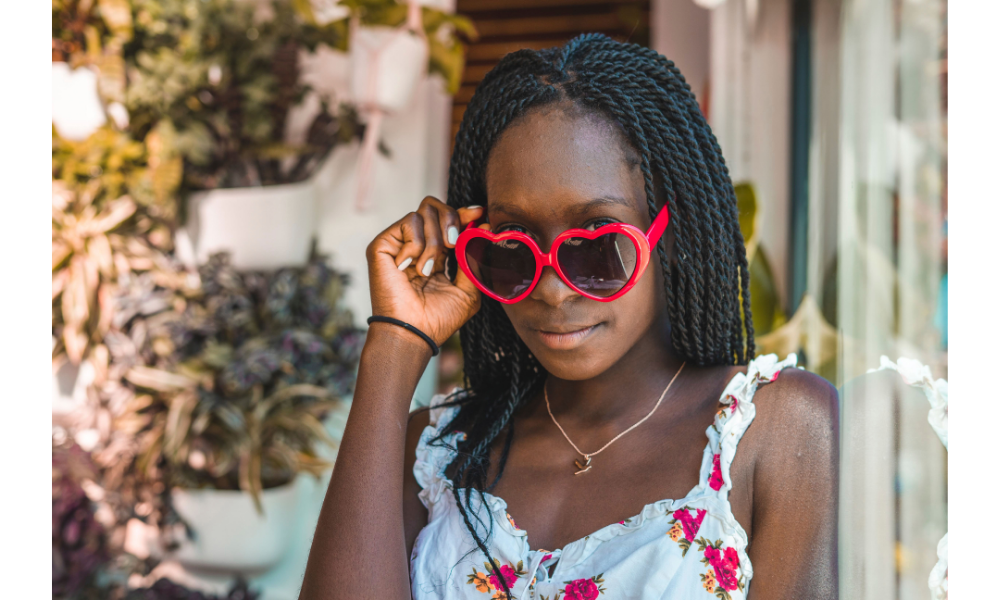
[557,232,638,297]
[465,237,536,300]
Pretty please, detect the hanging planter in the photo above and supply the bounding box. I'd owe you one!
[178,180,317,270]
[350,1,429,210]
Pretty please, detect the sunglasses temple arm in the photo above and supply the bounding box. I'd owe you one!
[644,206,670,245]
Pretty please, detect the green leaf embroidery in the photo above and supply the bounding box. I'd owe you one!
[678,538,692,556]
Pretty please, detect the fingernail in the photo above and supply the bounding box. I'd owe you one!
[466,205,482,209]
[447,226,459,245]
[397,257,412,271]
[421,258,434,277]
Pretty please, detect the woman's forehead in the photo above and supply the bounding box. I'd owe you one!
[484,106,644,220]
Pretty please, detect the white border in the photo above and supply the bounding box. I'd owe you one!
[948,1,998,595]
[1,0,54,593]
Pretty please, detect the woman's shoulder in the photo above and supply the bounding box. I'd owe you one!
[742,358,839,476]
[749,361,839,425]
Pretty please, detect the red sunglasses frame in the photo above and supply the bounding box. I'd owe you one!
[455,204,670,303]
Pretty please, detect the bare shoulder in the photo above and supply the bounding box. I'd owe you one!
[750,366,839,440]
[740,366,839,490]
[740,366,839,598]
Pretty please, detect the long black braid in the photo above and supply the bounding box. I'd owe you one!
[427,34,754,597]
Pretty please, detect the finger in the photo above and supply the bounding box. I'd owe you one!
[452,260,482,300]
[421,197,463,248]
[457,205,485,228]
[416,203,445,277]
[371,212,425,272]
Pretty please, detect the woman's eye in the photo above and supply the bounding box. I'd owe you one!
[585,219,618,231]
[495,224,529,234]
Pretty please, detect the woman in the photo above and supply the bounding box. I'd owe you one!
[301,34,838,599]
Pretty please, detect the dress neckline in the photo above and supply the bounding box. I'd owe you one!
[470,465,710,558]
[456,365,749,559]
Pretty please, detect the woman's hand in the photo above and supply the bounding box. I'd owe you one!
[366,197,485,345]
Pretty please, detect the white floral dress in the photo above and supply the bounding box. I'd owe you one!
[410,354,798,600]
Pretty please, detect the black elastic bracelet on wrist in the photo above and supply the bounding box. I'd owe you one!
[366,316,440,356]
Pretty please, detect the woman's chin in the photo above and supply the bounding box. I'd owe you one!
[526,338,623,382]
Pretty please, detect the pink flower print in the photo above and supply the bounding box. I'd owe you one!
[730,394,739,412]
[709,454,725,491]
[488,565,517,590]
[703,546,740,591]
[541,553,553,563]
[563,578,601,600]
[671,508,707,541]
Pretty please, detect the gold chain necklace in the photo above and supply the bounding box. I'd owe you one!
[544,363,686,475]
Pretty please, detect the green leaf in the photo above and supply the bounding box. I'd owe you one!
[97,0,133,40]
[125,366,196,391]
[290,0,317,25]
[427,34,465,95]
[164,389,197,458]
[238,442,264,514]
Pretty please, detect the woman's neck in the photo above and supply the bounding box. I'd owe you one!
[541,323,687,428]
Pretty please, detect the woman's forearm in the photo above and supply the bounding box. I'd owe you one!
[299,324,432,599]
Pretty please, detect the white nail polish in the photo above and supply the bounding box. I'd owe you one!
[466,205,482,209]
[447,226,459,245]
[397,257,412,271]
[421,258,434,277]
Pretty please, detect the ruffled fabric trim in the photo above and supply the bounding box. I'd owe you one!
[707,353,798,496]
[700,352,798,581]
[413,393,465,509]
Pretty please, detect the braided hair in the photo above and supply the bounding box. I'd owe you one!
[430,34,753,596]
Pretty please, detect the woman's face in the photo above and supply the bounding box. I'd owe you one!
[484,104,669,381]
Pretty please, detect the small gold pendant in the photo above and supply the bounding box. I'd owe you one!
[574,456,592,475]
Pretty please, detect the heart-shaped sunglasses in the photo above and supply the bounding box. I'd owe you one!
[455,204,670,303]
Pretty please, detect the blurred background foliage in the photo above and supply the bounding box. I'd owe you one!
[101,252,363,513]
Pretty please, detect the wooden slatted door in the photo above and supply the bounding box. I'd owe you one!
[452,0,651,145]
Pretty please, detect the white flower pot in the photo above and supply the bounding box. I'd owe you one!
[169,477,304,573]
[52,358,95,416]
[52,62,106,141]
[350,25,428,113]
[179,181,317,270]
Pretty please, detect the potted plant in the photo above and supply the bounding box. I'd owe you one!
[296,0,477,209]
[51,119,187,413]
[96,251,362,572]
[53,0,369,269]
[118,0,369,269]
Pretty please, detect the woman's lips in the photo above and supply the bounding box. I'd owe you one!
[533,324,599,350]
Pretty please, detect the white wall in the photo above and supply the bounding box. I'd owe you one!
[651,0,712,104]
[709,0,792,304]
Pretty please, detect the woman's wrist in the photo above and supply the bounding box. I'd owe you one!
[363,321,436,366]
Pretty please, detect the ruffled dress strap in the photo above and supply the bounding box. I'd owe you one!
[702,353,799,500]
[691,353,798,583]
[413,392,467,510]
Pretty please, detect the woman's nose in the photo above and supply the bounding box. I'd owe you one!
[529,265,579,306]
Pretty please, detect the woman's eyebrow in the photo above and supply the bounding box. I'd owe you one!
[567,196,634,215]
[489,195,633,220]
